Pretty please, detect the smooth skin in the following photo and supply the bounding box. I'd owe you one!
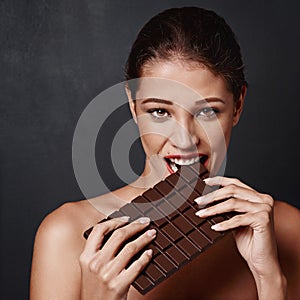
[80,217,155,300]
[197,177,286,299]
[30,61,300,299]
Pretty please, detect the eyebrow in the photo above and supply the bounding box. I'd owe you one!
[141,98,173,105]
[195,97,226,105]
[140,97,225,105]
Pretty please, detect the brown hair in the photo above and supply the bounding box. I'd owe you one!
[125,7,247,101]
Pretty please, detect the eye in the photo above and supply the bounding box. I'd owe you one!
[196,107,219,119]
[147,108,171,121]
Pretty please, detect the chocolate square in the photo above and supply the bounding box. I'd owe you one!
[83,164,233,294]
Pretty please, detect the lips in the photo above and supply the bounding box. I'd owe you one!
[164,153,208,173]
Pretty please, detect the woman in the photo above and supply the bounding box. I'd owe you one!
[30,7,300,299]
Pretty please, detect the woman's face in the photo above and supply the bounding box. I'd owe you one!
[128,60,245,178]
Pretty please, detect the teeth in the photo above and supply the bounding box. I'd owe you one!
[170,162,178,173]
[169,156,200,166]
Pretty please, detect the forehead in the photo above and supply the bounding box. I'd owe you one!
[135,61,233,106]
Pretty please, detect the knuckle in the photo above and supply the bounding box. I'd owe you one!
[262,194,274,206]
[232,178,241,185]
[227,184,237,196]
[124,242,138,255]
[79,253,89,266]
[262,203,273,213]
[227,197,237,206]
[107,280,119,293]
[257,211,270,224]
[111,228,125,240]
[93,223,106,235]
[233,214,243,223]
[93,223,103,230]
[88,259,100,273]
[79,252,106,276]
[100,270,111,284]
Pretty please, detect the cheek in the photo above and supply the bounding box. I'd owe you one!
[136,114,174,156]
[139,133,167,156]
[219,116,234,146]
[195,117,233,152]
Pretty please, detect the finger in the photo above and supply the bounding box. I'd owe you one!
[117,249,153,289]
[196,198,268,217]
[195,184,262,207]
[107,228,156,276]
[84,216,130,255]
[210,211,272,232]
[100,217,151,258]
[204,176,254,190]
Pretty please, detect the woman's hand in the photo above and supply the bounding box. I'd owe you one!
[194,176,287,299]
[79,217,156,300]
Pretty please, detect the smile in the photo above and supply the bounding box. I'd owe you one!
[164,154,208,173]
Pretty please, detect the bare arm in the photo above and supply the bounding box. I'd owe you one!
[274,201,300,299]
[30,203,155,300]
[195,177,289,300]
[30,205,83,299]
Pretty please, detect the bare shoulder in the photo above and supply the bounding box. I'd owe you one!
[274,200,300,245]
[36,200,103,241]
[30,200,104,299]
[273,200,300,293]
[32,199,105,264]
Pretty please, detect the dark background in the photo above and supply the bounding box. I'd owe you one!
[1,0,300,298]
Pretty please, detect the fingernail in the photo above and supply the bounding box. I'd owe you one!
[118,216,130,222]
[194,196,204,203]
[203,177,213,181]
[211,224,220,230]
[196,203,206,209]
[145,249,153,256]
[136,217,150,224]
[195,209,206,216]
[147,229,156,237]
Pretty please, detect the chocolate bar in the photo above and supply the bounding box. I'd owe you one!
[83,163,232,294]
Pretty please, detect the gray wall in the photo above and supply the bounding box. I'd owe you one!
[1,1,299,298]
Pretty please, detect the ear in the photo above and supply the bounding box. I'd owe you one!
[125,84,137,124]
[232,85,247,127]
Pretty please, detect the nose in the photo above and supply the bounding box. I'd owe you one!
[170,116,199,151]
